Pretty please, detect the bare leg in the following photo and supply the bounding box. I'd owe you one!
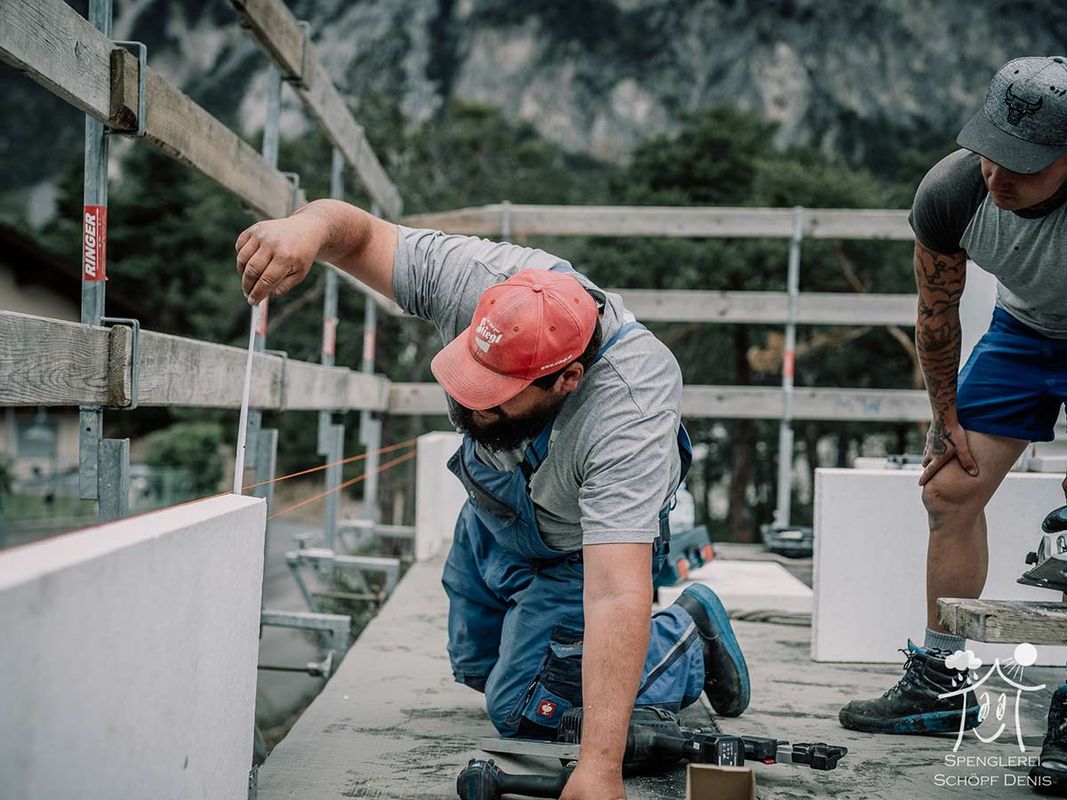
[923,431,1028,632]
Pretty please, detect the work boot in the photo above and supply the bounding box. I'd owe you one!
[838,642,981,734]
[673,584,750,717]
[1031,684,1067,797]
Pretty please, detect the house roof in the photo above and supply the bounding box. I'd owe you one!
[0,222,138,318]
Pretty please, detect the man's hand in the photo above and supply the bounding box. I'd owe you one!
[560,760,626,800]
[235,214,328,304]
[919,419,978,485]
[234,200,398,304]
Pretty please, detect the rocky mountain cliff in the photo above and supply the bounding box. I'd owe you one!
[3,0,1066,218]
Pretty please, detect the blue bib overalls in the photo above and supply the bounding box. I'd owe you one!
[441,322,708,738]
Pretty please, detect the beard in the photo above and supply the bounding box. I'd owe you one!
[453,393,568,453]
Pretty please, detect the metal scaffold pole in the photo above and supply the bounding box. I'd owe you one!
[360,204,383,524]
[319,147,344,551]
[774,206,804,529]
[79,0,130,523]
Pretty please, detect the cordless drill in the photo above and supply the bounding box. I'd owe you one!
[457,706,848,800]
[557,706,846,773]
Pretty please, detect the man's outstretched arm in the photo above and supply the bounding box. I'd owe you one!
[235,199,397,305]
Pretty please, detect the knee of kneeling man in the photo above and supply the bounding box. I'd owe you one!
[484,686,521,737]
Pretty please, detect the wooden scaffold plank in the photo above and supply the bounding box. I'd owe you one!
[386,381,930,421]
[110,48,293,219]
[0,0,114,120]
[938,598,1067,646]
[0,312,391,412]
[401,204,914,241]
[228,0,402,220]
[0,0,295,219]
[0,312,117,407]
[615,290,917,326]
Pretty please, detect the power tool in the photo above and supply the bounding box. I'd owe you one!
[1019,504,1067,593]
[458,706,848,799]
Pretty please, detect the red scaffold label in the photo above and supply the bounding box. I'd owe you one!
[256,300,269,336]
[82,205,107,281]
[323,316,338,357]
[362,328,376,364]
[783,350,795,379]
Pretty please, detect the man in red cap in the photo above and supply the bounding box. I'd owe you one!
[236,204,750,798]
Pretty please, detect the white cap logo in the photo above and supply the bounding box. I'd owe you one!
[474,317,502,353]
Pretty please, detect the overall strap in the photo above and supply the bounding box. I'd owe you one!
[519,320,646,481]
[596,321,645,361]
[520,423,555,481]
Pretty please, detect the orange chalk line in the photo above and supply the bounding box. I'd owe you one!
[21,439,420,542]
[240,437,418,492]
[266,449,417,521]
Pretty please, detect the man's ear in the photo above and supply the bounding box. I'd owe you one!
[557,363,584,394]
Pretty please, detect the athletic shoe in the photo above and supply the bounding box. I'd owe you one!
[673,584,750,717]
[838,641,981,734]
[1032,684,1067,796]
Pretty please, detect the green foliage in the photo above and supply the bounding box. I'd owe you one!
[393,101,615,213]
[146,422,224,494]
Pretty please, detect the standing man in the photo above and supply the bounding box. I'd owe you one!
[838,56,1067,794]
[235,209,750,798]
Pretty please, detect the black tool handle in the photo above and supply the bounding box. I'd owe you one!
[457,759,570,800]
[789,742,848,771]
[1043,505,1067,533]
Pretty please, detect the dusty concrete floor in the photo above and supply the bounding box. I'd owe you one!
[257,557,1061,800]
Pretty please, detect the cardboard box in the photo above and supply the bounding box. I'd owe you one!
[686,764,756,800]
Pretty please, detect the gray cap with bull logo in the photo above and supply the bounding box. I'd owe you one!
[957,56,1067,174]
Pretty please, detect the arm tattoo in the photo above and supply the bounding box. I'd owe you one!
[926,419,955,456]
[913,242,967,427]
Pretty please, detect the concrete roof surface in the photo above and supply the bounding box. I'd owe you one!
[257,558,1061,800]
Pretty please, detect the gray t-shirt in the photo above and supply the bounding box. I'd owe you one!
[392,225,683,551]
[909,149,1067,337]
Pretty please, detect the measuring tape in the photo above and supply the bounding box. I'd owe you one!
[232,302,261,495]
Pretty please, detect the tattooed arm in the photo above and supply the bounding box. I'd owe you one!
[913,240,977,485]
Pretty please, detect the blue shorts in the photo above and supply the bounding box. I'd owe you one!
[957,307,1067,443]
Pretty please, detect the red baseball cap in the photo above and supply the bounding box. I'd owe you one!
[431,269,598,410]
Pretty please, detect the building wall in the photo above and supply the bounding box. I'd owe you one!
[0,263,79,321]
[814,468,1067,665]
[0,408,81,482]
[0,495,265,800]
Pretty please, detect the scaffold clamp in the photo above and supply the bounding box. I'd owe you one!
[283,21,312,89]
[101,316,141,410]
[109,41,148,138]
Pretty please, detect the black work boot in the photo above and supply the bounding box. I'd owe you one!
[1032,684,1067,796]
[673,584,750,717]
[838,641,981,734]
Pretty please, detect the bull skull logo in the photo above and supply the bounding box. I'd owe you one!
[1004,83,1044,125]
